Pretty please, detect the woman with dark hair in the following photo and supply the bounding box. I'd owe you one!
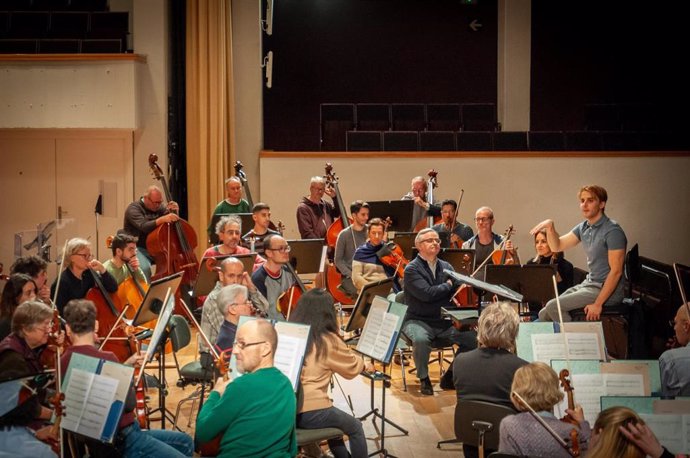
[0,274,37,341]
[290,288,373,458]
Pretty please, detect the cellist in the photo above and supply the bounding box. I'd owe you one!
[59,299,194,457]
[50,238,118,315]
[103,233,147,287]
[333,200,370,300]
[296,176,340,240]
[123,185,180,280]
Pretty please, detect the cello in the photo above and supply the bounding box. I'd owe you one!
[323,163,356,305]
[147,153,199,314]
[413,169,442,232]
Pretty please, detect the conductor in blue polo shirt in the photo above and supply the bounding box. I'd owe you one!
[531,185,627,322]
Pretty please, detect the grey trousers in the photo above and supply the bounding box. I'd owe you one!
[538,280,625,322]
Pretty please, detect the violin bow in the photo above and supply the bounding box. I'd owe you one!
[51,239,70,308]
[553,275,574,379]
[448,189,464,237]
[97,304,132,351]
[512,391,576,456]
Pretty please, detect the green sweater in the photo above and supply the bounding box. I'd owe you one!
[196,367,297,458]
[207,199,251,237]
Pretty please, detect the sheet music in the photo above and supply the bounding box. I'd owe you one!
[356,296,401,362]
[145,293,175,363]
[556,373,644,425]
[531,332,602,363]
[273,321,310,390]
[62,368,119,439]
[640,414,687,454]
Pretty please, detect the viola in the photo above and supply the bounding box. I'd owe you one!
[413,169,442,232]
[377,217,409,279]
[490,225,520,265]
[559,369,581,457]
[147,153,199,315]
[322,163,355,305]
[277,261,307,320]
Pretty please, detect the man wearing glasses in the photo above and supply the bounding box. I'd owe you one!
[123,185,180,279]
[402,228,477,395]
[660,304,690,397]
[214,285,256,352]
[251,235,296,320]
[462,206,515,270]
[196,319,297,457]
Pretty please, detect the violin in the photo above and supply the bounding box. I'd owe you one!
[377,217,409,279]
[147,153,199,315]
[490,225,519,265]
[413,169,442,232]
[277,261,308,320]
[559,369,581,457]
[48,320,65,456]
[323,163,356,305]
[128,333,150,429]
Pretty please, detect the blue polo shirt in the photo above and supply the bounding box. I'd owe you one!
[572,214,626,284]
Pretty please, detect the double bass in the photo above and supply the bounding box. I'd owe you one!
[413,169,442,232]
[323,163,355,305]
[234,160,280,233]
[147,153,199,314]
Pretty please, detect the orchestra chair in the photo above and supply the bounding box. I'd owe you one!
[393,291,455,392]
[296,385,345,458]
[437,399,516,457]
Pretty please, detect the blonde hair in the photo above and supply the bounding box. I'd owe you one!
[477,301,519,353]
[511,362,564,412]
[587,407,646,458]
[64,238,91,269]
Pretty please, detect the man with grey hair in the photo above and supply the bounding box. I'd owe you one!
[449,301,528,458]
[123,185,180,279]
[203,215,251,258]
[214,284,254,351]
[401,175,441,231]
[660,303,690,397]
[296,176,340,239]
[207,176,251,240]
[199,257,268,352]
[402,228,476,396]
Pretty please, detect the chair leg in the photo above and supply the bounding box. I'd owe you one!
[399,348,408,391]
[436,438,462,448]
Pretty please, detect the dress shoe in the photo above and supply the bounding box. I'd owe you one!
[439,368,454,390]
[420,377,434,396]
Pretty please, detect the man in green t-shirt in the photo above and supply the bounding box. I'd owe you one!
[195,319,297,458]
[207,177,251,240]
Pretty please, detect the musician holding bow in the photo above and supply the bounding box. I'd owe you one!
[432,199,473,248]
[123,185,180,279]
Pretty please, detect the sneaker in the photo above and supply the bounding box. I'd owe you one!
[420,377,434,396]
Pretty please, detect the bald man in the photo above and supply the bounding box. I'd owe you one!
[660,304,690,397]
[195,319,297,457]
[123,185,180,279]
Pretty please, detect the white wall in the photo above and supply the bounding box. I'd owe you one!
[260,153,690,268]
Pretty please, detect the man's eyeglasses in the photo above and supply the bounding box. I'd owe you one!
[234,340,266,350]
[420,238,441,245]
[266,246,291,253]
[474,217,493,223]
[230,300,253,308]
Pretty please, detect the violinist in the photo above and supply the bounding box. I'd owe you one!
[526,229,574,295]
[0,301,60,455]
[334,200,369,299]
[123,185,180,279]
[431,199,473,248]
[351,218,397,294]
[402,228,476,396]
[590,407,675,458]
[659,303,690,397]
[462,207,515,270]
[251,234,295,321]
[531,185,626,322]
[296,176,340,240]
[0,274,38,341]
[242,203,280,256]
[50,238,118,314]
[207,177,251,241]
[10,255,50,305]
[214,284,255,351]
[103,233,147,286]
[200,258,269,353]
[59,299,194,457]
[195,320,297,457]
[401,175,441,230]
[499,362,590,457]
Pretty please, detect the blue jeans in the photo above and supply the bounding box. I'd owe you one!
[0,426,56,458]
[538,280,625,322]
[402,320,477,380]
[120,422,194,458]
[297,406,367,458]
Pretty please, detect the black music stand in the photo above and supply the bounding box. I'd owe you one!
[345,278,395,333]
[438,248,475,276]
[208,213,254,244]
[674,263,690,305]
[286,239,326,274]
[444,270,524,303]
[192,254,257,298]
[366,200,415,232]
[485,264,557,307]
[392,232,415,259]
[131,272,183,327]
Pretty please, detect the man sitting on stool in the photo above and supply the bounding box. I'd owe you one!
[402,228,477,396]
